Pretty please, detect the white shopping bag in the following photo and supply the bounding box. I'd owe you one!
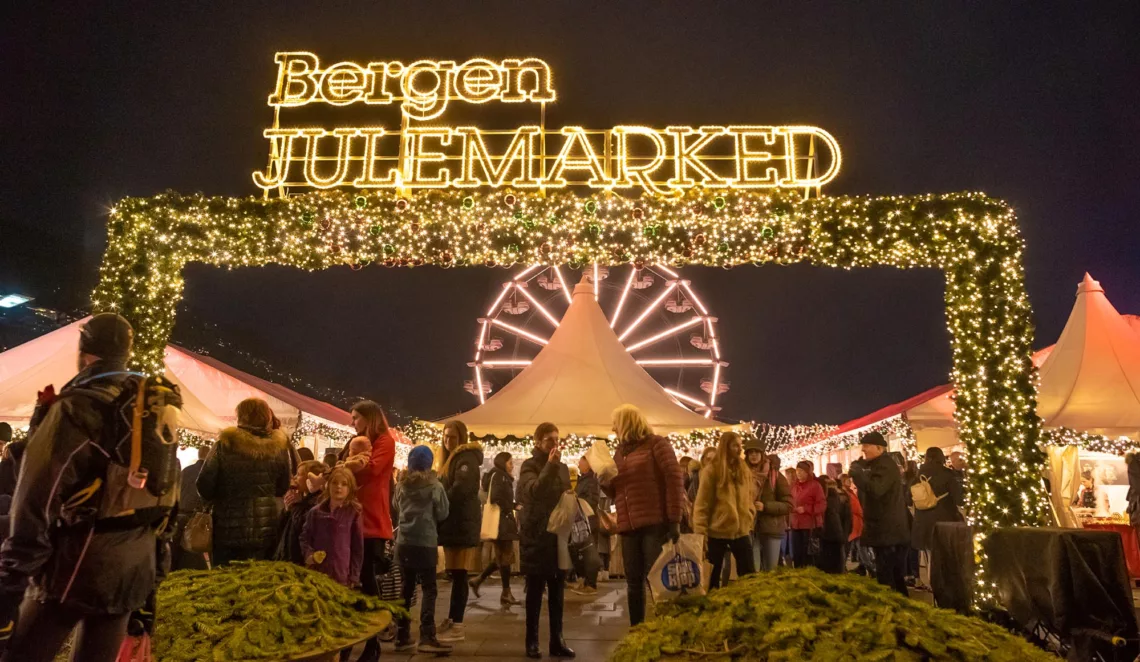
[546,491,579,535]
[585,439,618,483]
[648,535,711,602]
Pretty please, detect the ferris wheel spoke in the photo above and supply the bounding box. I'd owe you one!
[609,268,638,329]
[705,317,721,360]
[618,281,678,342]
[514,283,560,327]
[680,280,710,316]
[625,316,704,353]
[706,362,722,417]
[513,265,541,281]
[654,264,680,278]
[474,366,486,404]
[487,318,550,346]
[480,359,532,368]
[637,358,716,366]
[665,388,707,409]
[552,266,573,304]
[485,283,513,316]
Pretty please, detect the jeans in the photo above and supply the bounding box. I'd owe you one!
[524,572,566,647]
[620,523,669,626]
[706,536,755,590]
[397,565,438,642]
[872,544,910,595]
[356,538,389,657]
[752,534,782,571]
[1,598,129,662]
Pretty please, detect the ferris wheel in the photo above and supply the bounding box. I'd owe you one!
[465,264,728,417]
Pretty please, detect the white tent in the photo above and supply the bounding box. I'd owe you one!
[0,319,351,438]
[449,277,729,437]
[808,273,1140,452]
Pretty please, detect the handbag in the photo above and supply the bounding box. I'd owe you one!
[480,473,502,541]
[807,528,822,559]
[180,509,212,554]
[569,499,592,549]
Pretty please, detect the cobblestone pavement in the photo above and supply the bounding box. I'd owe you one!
[345,576,632,661]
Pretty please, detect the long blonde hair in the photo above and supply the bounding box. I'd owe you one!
[713,431,747,489]
[320,465,362,512]
[612,404,652,444]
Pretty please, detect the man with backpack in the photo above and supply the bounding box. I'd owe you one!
[849,431,910,596]
[0,313,182,661]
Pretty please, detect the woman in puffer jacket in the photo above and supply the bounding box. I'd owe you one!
[692,431,756,589]
[601,405,684,627]
[197,398,292,565]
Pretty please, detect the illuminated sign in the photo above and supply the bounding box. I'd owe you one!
[254,52,841,195]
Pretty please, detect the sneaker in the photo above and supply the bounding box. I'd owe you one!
[418,637,454,654]
[570,585,597,596]
[394,638,416,652]
[378,622,396,642]
[437,619,465,642]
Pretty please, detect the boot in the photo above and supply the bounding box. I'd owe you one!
[356,635,380,662]
[550,635,576,658]
[469,576,483,599]
[501,587,521,607]
[525,617,541,659]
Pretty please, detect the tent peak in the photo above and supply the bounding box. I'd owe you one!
[1077,273,1103,295]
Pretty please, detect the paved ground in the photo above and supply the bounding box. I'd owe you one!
[346,576,632,661]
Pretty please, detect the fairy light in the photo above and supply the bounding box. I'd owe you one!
[610,268,638,329]
[513,282,560,327]
[95,187,1048,606]
[625,316,704,353]
[489,318,549,346]
[619,281,678,342]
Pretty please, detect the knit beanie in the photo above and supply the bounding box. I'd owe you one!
[79,313,133,364]
[408,445,434,472]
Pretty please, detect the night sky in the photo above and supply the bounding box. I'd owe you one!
[2,3,1137,425]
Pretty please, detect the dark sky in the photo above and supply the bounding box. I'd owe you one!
[2,3,1138,425]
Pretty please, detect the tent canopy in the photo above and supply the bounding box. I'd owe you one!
[0,319,350,435]
[449,277,729,437]
[808,273,1140,451]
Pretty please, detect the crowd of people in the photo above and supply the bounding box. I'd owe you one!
[0,313,970,661]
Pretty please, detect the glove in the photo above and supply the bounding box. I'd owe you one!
[667,522,681,544]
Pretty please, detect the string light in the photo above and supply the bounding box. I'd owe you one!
[93,187,1048,605]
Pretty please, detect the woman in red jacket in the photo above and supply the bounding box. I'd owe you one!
[342,400,395,662]
[789,460,825,569]
[600,405,684,627]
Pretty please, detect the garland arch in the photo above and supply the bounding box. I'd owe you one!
[93,187,1049,598]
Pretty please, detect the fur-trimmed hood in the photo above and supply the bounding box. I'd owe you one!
[217,426,290,459]
[441,442,484,480]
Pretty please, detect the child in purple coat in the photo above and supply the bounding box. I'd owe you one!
[301,465,364,587]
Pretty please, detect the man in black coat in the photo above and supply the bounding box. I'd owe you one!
[517,423,574,659]
[0,314,165,661]
[849,431,911,596]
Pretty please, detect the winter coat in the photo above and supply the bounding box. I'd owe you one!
[911,462,964,550]
[197,426,292,556]
[846,486,864,541]
[518,448,571,576]
[576,470,601,533]
[850,453,910,547]
[275,491,321,565]
[300,502,364,586]
[482,467,518,541]
[821,490,852,543]
[348,430,396,540]
[178,460,206,514]
[438,443,484,548]
[603,434,685,534]
[692,463,756,540]
[395,470,449,548]
[1128,459,1140,527]
[0,440,26,499]
[790,476,826,530]
[751,467,793,539]
[0,360,161,614]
